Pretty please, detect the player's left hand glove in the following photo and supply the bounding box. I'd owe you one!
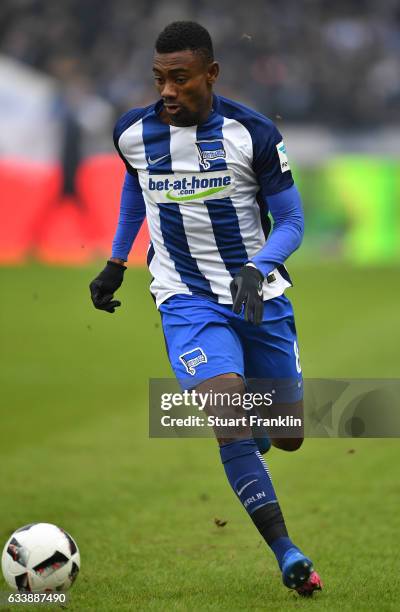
[230,264,264,325]
[89,260,126,313]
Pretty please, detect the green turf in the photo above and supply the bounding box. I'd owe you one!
[0,264,399,610]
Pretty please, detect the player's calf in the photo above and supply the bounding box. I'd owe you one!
[272,437,303,452]
[266,400,304,452]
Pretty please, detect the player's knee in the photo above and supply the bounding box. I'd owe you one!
[196,373,246,409]
[196,373,251,444]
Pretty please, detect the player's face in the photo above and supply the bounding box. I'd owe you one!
[152,50,219,127]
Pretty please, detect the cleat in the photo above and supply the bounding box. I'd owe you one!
[296,571,323,597]
[281,549,313,590]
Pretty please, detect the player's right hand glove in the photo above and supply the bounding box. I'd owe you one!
[89,260,126,313]
[230,264,264,325]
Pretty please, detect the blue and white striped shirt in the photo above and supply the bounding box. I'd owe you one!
[113,94,302,307]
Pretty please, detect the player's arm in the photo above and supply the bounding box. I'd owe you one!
[231,185,304,324]
[231,121,302,324]
[250,183,304,277]
[89,171,146,313]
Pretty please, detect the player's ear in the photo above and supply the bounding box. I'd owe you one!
[207,61,219,85]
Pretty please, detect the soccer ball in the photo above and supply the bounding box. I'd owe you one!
[1,523,80,592]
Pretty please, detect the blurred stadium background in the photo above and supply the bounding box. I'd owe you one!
[1,2,399,610]
[0,0,399,265]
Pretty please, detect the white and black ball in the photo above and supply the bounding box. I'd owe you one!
[1,523,80,592]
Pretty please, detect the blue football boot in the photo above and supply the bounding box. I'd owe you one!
[281,548,314,590]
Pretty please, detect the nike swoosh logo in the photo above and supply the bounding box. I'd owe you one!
[236,479,258,496]
[147,154,170,166]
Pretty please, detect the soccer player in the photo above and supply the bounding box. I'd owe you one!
[90,21,322,596]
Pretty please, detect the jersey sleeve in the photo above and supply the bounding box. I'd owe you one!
[113,106,150,175]
[250,184,304,277]
[252,122,294,196]
[111,172,146,261]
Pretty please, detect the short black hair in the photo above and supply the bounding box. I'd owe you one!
[155,21,214,64]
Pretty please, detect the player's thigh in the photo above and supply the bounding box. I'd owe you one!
[240,295,302,383]
[239,294,304,439]
[159,294,245,388]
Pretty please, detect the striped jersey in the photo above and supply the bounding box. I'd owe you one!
[114,94,294,308]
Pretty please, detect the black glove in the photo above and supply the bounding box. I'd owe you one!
[89,260,126,313]
[230,264,264,325]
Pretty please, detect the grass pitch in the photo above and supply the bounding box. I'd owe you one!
[0,264,399,611]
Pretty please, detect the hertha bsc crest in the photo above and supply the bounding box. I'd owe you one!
[179,347,208,376]
[196,140,226,170]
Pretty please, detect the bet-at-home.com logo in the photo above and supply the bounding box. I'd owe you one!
[147,170,235,203]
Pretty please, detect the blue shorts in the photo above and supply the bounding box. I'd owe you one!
[159,293,303,401]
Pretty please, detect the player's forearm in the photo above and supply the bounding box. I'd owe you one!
[251,224,303,277]
[251,184,304,277]
[111,172,146,262]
